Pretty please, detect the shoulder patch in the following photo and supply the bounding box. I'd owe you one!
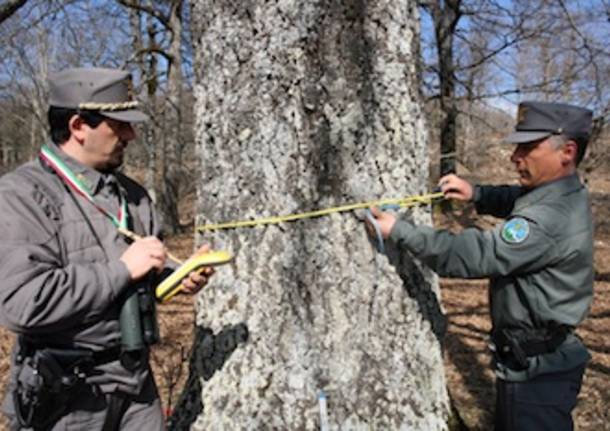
[501,217,530,244]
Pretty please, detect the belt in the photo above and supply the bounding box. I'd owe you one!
[490,326,572,369]
[18,338,122,369]
[91,345,122,366]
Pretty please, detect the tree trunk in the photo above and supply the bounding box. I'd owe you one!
[428,0,461,176]
[128,6,155,198]
[144,15,160,203]
[160,0,184,233]
[186,1,450,429]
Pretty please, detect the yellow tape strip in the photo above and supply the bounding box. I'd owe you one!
[197,192,444,232]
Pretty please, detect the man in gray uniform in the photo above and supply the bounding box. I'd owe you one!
[0,67,212,430]
[368,101,593,431]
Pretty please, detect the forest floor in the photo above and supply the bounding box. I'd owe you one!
[0,160,608,430]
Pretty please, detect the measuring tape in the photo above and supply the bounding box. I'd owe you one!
[196,191,444,232]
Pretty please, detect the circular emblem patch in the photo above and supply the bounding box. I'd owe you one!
[501,217,530,244]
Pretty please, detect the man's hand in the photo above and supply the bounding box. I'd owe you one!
[438,174,474,202]
[180,244,215,295]
[365,207,397,240]
[120,236,167,280]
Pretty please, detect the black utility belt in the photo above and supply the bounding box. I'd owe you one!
[490,326,572,369]
[13,344,122,429]
[17,343,122,369]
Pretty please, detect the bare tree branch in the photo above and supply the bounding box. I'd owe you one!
[115,0,171,30]
[0,0,27,25]
[130,46,174,64]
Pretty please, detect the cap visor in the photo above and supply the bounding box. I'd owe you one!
[101,109,149,123]
[502,131,551,144]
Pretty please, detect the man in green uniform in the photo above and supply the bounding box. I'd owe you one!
[0,67,213,430]
[368,101,593,431]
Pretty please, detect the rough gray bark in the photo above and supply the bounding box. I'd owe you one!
[188,1,450,429]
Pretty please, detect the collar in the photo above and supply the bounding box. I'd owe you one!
[514,174,584,211]
[44,141,106,196]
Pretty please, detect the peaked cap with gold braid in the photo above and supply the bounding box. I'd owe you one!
[49,67,148,123]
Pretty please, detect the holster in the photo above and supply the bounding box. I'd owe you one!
[491,325,572,370]
[13,346,93,429]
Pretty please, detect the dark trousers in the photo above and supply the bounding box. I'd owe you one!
[494,364,585,431]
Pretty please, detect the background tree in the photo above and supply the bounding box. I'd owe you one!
[187,1,451,429]
[0,0,198,232]
[119,0,194,233]
[0,0,131,172]
[0,0,606,222]
[420,0,462,176]
[419,0,609,179]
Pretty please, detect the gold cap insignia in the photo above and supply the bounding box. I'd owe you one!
[126,79,135,101]
[517,105,528,124]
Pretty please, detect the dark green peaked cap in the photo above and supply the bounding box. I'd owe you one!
[503,100,592,145]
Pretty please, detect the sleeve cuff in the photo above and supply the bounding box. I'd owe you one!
[472,185,485,213]
[388,219,415,248]
[106,260,132,299]
[472,185,482,204]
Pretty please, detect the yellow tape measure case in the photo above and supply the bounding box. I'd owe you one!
[155,250,233,302]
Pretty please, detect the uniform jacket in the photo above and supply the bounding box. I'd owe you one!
[389,174,593,381]
[0,142,165,399]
